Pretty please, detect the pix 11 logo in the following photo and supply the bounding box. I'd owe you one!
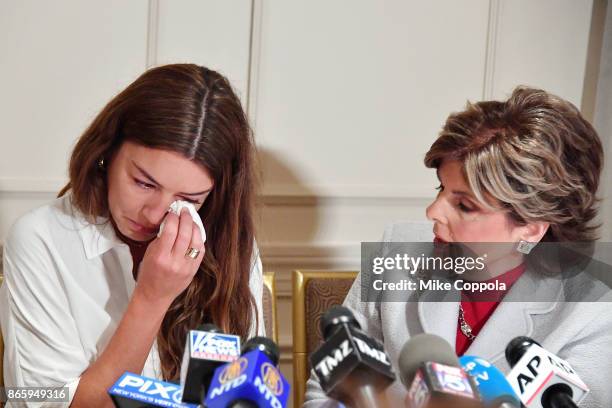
[111,373,194,406]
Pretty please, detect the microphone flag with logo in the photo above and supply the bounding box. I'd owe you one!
[309,306,396,408]
[205,336,290,408]
[505,336,588,408]
[180,324,241,404]
[108,372,198,408]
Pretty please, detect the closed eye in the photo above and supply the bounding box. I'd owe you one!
[134,177,203,205]
[134,178,155,190]
[180,197,201,205]
[457,201,475,212]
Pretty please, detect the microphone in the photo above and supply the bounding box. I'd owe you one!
[505,336,589,408]
[179,324,241,404]
[204,336,290,408]
[398,333,481,408]
[309,306,396,408]
[108,372,198,408]
[459,355,520,408]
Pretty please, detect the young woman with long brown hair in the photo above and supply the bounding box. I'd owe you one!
[0,64,263,407]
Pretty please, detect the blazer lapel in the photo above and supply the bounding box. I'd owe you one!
[464,269,562,366]
[417,287,460,347]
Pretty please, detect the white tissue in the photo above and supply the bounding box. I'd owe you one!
[157,200,207,243]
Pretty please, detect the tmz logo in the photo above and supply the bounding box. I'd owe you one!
[314,338,390,378]
[190,331,240,361]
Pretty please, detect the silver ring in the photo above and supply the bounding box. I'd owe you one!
[185,247,200,259]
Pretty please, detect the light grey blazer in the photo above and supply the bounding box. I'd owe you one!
[304,222,612,408]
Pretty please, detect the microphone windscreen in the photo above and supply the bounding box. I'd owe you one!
[241,336,280,366]
[319,305,361,340]
[196,323,221,332]
[398,333,460,388]
[504,336,540,367]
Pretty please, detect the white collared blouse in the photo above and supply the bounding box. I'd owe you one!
[0,194,265,407]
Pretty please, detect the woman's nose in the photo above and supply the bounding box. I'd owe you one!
[426,195,446,224]
[142,197,173,226]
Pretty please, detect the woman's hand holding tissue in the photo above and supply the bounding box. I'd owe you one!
[134,207,205,306]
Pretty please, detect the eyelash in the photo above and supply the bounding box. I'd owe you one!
[134,179,155,190]
[435,184,474,213]
[457,202,474,213]
[133,178,201,205]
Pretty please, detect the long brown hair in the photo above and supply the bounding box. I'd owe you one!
[58,64,258,380]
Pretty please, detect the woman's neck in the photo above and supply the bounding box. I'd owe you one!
[109,217,151,276]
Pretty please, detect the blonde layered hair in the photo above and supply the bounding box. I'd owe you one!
[425,86,603,243]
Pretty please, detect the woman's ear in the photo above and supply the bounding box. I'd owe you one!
[520,221,550,243]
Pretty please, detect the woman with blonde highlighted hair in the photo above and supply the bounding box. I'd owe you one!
[0,64,264,407]
[305,87,612,407]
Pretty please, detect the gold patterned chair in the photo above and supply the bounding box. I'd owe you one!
[292,270,358,408]
[262,271,278,344]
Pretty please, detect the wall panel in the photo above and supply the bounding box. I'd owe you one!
[156,0,252,101]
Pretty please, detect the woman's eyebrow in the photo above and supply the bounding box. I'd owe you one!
[452,190,477,200]
[131,160,211,196]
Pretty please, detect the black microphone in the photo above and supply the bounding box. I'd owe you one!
[505,336,589,408]
[241,336,281,364]
[309,306,396,408]
[398,333,481,408]
[179,324,241,404]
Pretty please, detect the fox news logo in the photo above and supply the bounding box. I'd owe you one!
[219,357,249,384]
[261,362,284,396]
[190,331,240,361]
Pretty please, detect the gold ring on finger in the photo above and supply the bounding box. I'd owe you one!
[185,247,200,259]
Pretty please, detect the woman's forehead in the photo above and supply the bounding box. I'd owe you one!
[438,160,467,186]
[118,142,214,191]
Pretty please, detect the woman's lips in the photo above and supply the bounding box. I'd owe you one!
[434,235,449,244]
[128,218,157,234]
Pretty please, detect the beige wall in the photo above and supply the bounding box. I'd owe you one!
[0,0,609,405]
